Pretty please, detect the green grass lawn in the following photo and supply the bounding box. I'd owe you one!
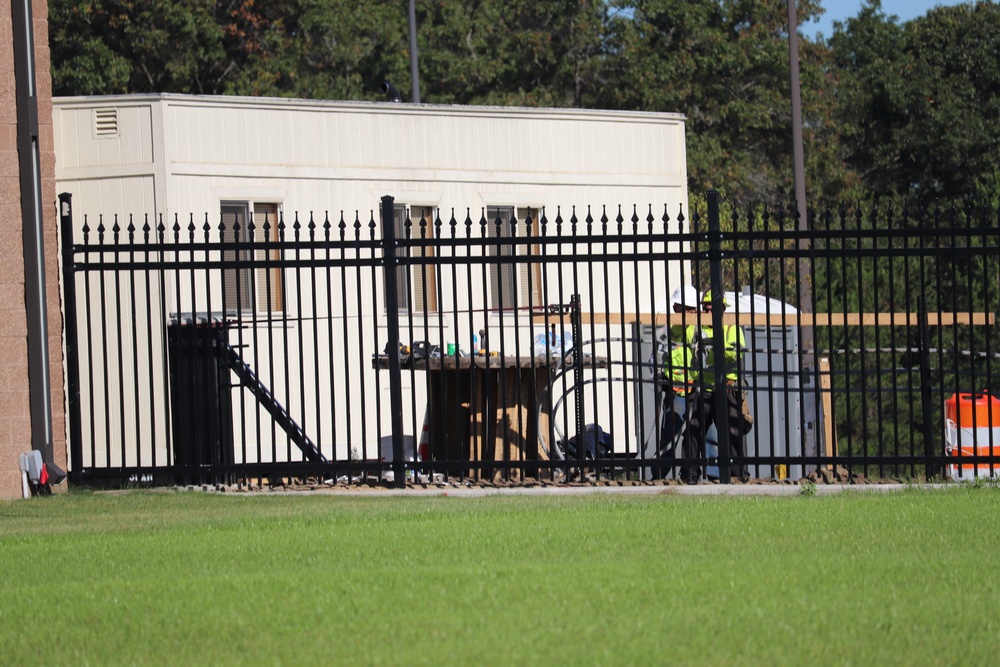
[1,486,998,666]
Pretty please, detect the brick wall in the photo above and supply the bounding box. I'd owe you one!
[0,0,65,498]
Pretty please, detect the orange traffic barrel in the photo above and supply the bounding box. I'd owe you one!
[944,393,1000,480]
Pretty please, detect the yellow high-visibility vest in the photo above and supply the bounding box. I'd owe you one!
[663,323,698,391]
[699,324,746,382]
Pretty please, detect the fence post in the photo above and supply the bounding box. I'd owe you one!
[918,296,936,480]
[59,193,84,483]
[707,190,732,483]
[571,294,585,462]
[381,196,406,488]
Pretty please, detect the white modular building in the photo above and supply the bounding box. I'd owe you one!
[53,94,690,471]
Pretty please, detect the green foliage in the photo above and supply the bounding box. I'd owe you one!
[600,0,852,202]
[50,0,230,95]
[417,0,609,107]
[47,0,607,104]
[808,198,1000,468]
[45,1,1000,209]
[48,0,850,200]
[831,1,1000,199]
[687,193,808,305]
[277,0,410,100]
[48,0,411,99]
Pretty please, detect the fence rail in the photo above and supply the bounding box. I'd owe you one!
[58,192,1000,487]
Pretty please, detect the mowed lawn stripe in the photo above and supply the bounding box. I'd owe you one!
[1,488,996,666]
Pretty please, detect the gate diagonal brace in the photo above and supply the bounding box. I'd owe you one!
[221,343,328,465]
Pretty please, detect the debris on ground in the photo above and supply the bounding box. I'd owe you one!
[174,465,920,494]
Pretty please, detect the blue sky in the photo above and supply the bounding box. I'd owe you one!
[800,0,975,38]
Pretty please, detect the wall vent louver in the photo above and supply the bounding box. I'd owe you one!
[94,108,119,136]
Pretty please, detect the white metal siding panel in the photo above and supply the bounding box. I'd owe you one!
[148,99,686,198]
[52,107,82,170]
[58,175,156,227]
[293,110,320,167]
[96,105,150,167]
[205,106,226,165]
[223,107,246,165]
[121,106,154,166]
[53,103,154,173]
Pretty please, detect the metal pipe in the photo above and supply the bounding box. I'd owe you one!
[381,81,403,102]
[381,196,406,488]
[12,0,53,462]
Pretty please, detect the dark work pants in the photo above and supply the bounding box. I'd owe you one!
[652,391,686,480]
[681,386,745,481]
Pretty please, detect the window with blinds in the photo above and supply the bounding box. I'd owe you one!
[388,204,438,315]
[487,206,542,311]
[220,202,284,315]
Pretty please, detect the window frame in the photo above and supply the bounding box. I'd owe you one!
[387,203,439,316]
[220,200,286,317]
[486,205,543,312]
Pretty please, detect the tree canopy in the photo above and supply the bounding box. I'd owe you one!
[830,0,1000,200]
[597,0,851,201]
[47,0,1000,203]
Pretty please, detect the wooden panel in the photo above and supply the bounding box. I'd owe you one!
[533,312,996,327]
[820,357,836,460]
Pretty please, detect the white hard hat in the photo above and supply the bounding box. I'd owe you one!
[671,285,700,309]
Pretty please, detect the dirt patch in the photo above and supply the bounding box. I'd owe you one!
[193,465,911,494]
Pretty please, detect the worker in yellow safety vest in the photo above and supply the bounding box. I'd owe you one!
[652,285,700,478]
[681,289,749,482]
[664,285,700,391]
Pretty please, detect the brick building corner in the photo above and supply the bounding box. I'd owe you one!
[0,0,66,498]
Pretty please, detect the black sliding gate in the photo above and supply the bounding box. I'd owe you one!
[58,192,1000,487]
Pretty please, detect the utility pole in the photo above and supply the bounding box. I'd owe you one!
[787,0,818,470]
[787,1,807,226]
[409,0,421,103]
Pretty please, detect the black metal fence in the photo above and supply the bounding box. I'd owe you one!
[58,191,1000,487]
